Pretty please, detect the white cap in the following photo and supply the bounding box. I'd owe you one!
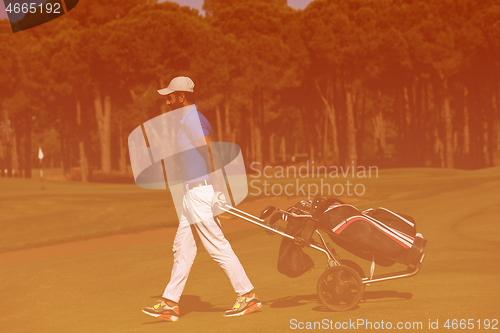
[157,76,195,95]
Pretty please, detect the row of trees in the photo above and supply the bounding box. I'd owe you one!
[0,0,499,182]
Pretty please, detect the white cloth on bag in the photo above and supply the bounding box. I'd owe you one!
[162,185,253,303]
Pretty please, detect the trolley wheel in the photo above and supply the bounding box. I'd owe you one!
[340,259,365,279]
[317,266,363,311]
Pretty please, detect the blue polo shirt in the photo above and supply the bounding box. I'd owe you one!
[176,105,214,183]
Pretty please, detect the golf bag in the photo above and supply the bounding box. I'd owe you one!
[319,203,426,267]
[277,216,315,277]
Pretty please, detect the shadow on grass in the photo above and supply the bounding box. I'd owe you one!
[266,290,412,312]
[179,294,225,315]
[362,290,413,303]
[266,294,318,308]
[142,294,225,324]
[266,294,360,313]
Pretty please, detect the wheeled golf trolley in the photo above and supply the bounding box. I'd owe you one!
[220,196,427,311]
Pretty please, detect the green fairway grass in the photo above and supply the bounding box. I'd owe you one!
[1,166,499,253]
[0,167,499,333]
[0,177,178,252]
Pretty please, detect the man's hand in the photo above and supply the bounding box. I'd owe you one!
[212,191,227,215]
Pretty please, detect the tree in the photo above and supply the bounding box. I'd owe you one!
[0,19,38,178]
[303,0,384,168]
[205,0,298,168]
[0,19,19,177]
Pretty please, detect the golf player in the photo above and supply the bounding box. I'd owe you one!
[142,76,261,321]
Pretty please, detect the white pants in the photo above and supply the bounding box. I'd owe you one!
[162,185,254,303]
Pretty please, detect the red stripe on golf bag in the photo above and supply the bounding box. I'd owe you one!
[319,204,420,266]
[333,215,413,249]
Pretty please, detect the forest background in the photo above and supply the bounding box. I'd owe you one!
[0,0,499,183]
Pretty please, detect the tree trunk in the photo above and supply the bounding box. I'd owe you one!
[442,77,454,169]
[403,85,411,129]
[249,100,256,163]
[394,82,410,166]
[402,84,412,165]
[488,93,496,166]
[344,76,357,169]
[0,133,4,177]
[372,112,387,158]
[60,123,69,177]
[423,78,433,166]
[11,121,20,177]
[357,91,366,164]
[372,90,387,159]
[3,109,12,177]
[414,77,424,165]
[321,111,328,165]
[432,81,444,168]
[281,136,286,163]
[315,78,339,164]
[309,143,315,164]
[248,98,263,169]
[463,86,470,157]
[258,88,264,166]
[269,133,276,164]
[76,98,89,182]
[482,121,490,166]
[249,89,263,169]
[224,98,234,142]
[118,118,127,174]
[215,104,223,141]
[300,105,316,164]
[495,86,500,164]
[24,111,32,178]
[254,126,263,167]
[78,142,88,181]
[6,138,12,177]
[434,128,445,168]
[94,88,112,174]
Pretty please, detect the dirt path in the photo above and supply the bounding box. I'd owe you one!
[0,196,301,267]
